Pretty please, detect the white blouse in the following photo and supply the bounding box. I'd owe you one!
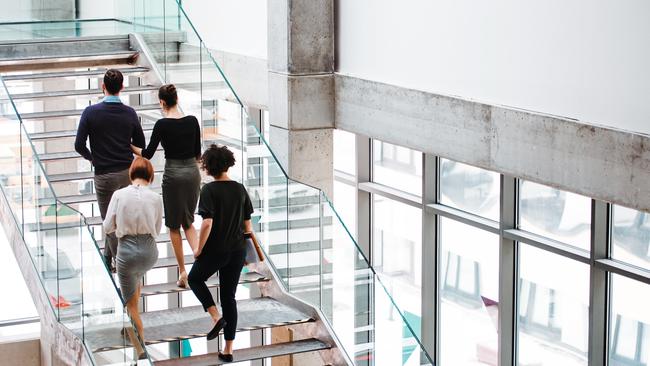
[103,185,163,239]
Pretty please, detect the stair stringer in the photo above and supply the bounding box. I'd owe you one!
[250,260,352,366]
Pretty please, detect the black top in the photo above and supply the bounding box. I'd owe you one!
[198,181,254,255]
[141,116,201,160]
[74,101,145,175]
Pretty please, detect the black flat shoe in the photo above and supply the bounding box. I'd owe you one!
[207,318,226,340]
[218,352,233,363]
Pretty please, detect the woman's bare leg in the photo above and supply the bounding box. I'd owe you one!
[183,223,199,254]
[223,340,234,355]
[169,228,187,276]
[125,287,145,357]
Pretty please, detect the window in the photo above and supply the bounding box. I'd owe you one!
[440,218,499,365]
[610,275,650,366]
[518,245,589,365]
[334,129,356,176]
[612,205,650,271]
[440,158,500,221]
[519,181,591,251]
[372,140,422,196]
[372,195,422,331]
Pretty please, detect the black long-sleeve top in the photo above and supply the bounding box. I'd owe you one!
[74,101,145,175]
[141,116,202,160]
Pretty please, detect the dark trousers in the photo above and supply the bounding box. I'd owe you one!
[188,249,246,341]
[94,169,130,260]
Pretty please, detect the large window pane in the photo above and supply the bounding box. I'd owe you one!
[334,129,356,176]
[518,245,589,365]
[372,140,422,196]
[612,205,650,271]
[440,218,498,365]
[519,181,591,250]
[333,180,356,239]
[440,158,500,220]
[372,195,422,333]
[610,275,650,365]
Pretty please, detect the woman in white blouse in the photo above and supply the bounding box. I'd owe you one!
[103,157,162,357]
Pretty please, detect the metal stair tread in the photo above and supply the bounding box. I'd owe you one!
[56,186,163,205]
[11,85,158,100]
[31,121,155,141]
[154,338,329,366]
[49,169,163,183]
[20,103,160,120]
[1,66,150,81]
[155,254,195,269]
[0,50,137,64]
[86,297,314,352]
[140,271,269,297]
[39,145,160,160]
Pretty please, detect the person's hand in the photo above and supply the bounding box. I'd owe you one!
[130,144,142,156]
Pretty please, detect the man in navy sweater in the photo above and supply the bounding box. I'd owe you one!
[75,69,146,271]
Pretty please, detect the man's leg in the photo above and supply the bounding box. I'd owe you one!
[94,169,130,268]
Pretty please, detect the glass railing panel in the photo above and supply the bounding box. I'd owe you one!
[80,219,153,365]
[320,194,364,362]
[0,20,145,42]
[286,180,322,307]
[321,194,433,365]
[21,140,61,313]
[0,88,24,232]
[55,206,83,330]
[243,123,289,285]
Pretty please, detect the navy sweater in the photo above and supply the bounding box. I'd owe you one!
[74,101,145,175]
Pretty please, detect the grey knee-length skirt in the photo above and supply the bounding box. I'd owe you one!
[162,158,201,229]
[117,234,158,303]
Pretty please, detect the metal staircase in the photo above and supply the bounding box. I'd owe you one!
[0,6,434,366]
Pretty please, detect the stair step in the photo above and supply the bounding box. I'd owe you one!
[140,271,269,297]
[30,121,155,141]
[86,297,314,352]
[39,146,160,161]
[154,254,195,269]
[56,187,163,205]
[1,66,150,81]
[154,339,330,366]
[49,169,163,183]
[11,85,158,100]
[277,264,333,278]
[20,103,160,120]
[0,51,138,70]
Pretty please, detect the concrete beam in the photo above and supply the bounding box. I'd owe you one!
[209,50,268,109]
[336,74,650,213]
[268,0,334,74]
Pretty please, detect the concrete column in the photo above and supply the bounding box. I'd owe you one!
[267,0,335,196]
[30,0,75,21]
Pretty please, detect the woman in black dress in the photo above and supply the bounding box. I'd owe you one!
[189,144,254,362]
[131,84,200,288]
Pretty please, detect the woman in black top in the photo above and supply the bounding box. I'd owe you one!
[131,84,201,288]
[188,144,254,363]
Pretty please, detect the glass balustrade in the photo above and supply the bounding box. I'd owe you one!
[0,0,434,364]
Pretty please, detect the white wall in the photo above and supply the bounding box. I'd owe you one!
[0,3,33,22]
[337,0,650,135]
[182,0,267,59]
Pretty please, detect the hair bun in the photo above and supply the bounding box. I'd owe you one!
[158,84,178,108]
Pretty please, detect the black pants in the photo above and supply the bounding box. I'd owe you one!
[188,249,246,341]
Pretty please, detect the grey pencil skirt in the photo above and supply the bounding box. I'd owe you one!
[117,234,159,303]
[162,158,201,229]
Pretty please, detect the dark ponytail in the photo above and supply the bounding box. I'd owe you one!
[158,84,178,108]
